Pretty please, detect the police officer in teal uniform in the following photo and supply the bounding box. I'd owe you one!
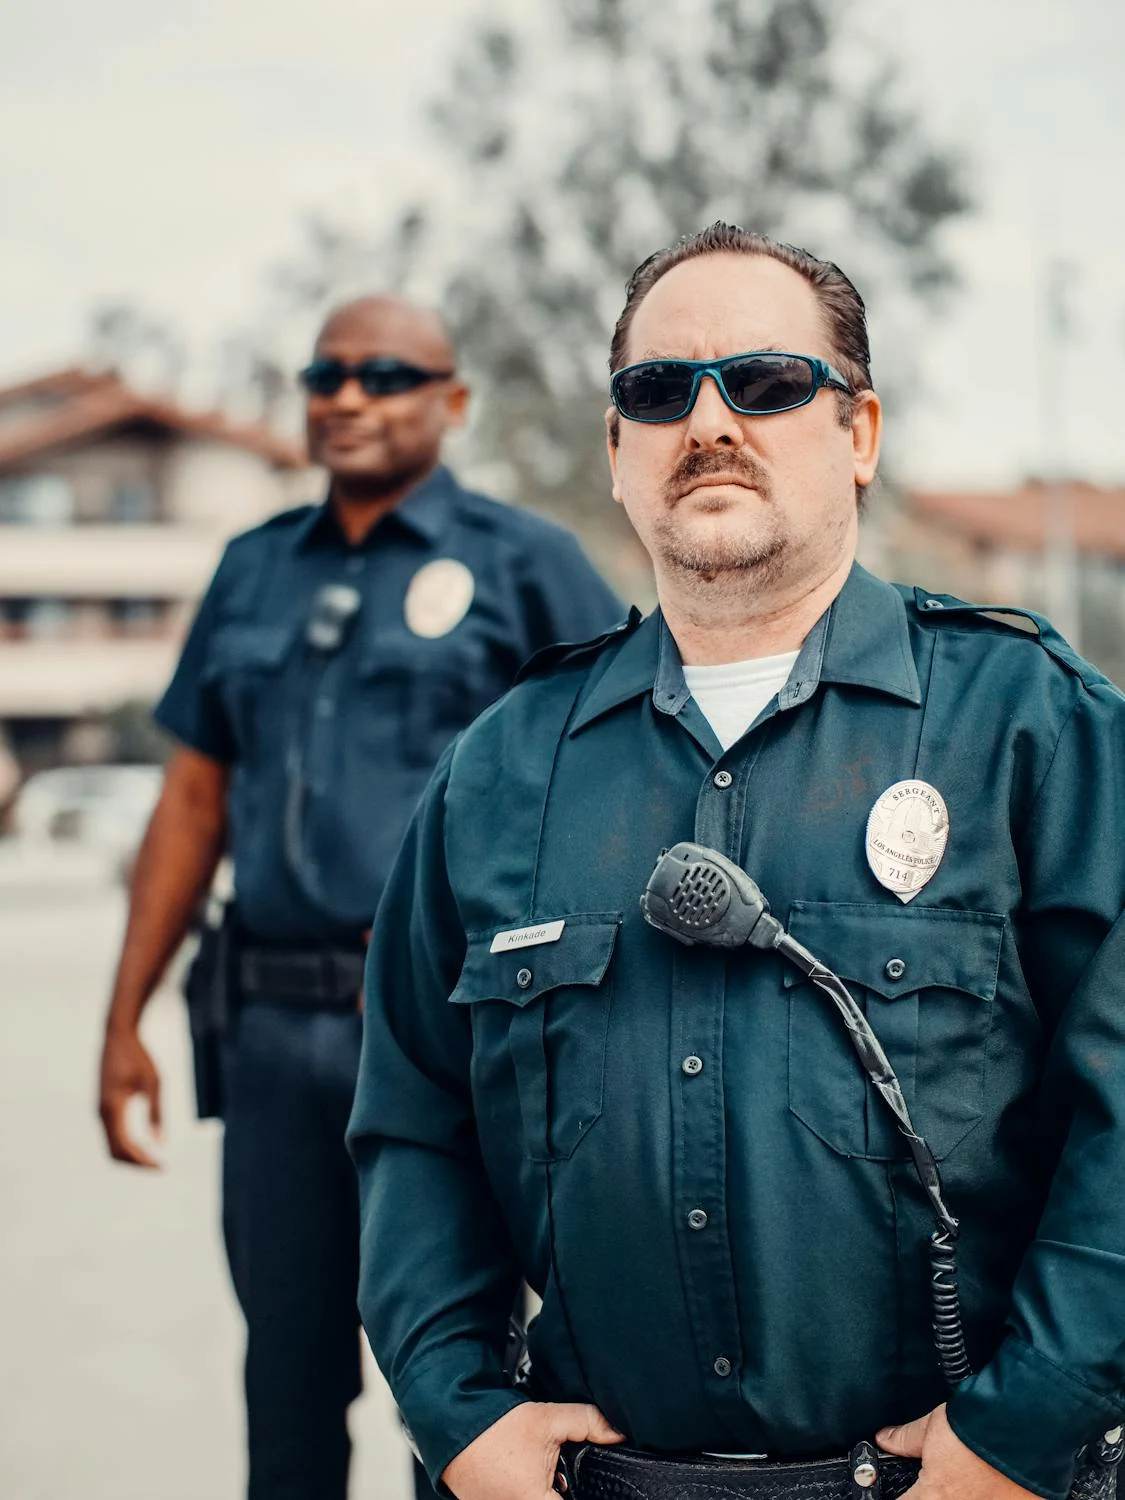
[347,231,1125,1500]
[97,296,622,1500]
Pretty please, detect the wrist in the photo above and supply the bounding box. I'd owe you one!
[104,1003,143,1039]
[947,1338,1118,1500]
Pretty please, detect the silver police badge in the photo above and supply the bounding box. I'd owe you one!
[865,780,949,904]
[404,558,475,638]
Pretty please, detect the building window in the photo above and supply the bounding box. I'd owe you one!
[107,480,157,523]
[0,474,74,525]
[0,597,173,641]
[108,598,166,636]
[0,598,73,639]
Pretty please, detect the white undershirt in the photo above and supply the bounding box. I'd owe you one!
[681,650,800,752]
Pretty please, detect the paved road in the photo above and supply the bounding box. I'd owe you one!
[0,853,412,1500]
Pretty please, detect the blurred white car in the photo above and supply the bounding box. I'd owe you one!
[13,764,164,860]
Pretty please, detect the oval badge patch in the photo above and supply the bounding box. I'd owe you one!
[404,559,475,638]
[865,780,949,904]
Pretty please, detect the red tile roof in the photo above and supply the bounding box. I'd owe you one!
[0,367,305,470]
[909,484,1125,563]
[0,367,119,406]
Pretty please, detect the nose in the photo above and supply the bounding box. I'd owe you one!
[331,376,366,411]
[683,372,743,450]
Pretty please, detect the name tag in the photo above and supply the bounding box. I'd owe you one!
[489,920,566,954]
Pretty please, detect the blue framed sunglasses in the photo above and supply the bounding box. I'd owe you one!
[610,350,851,424]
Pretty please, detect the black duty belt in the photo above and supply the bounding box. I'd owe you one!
[560,1441,1122,1500]
[558,1444,919,1500]
[238,946,365,1009]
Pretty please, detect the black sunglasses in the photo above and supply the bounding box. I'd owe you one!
[298,357,455,398]
[610,350,851,424]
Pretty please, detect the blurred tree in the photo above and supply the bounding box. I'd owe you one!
[88,302,186,394]
[216,332,293,427]
[271,213,395,310]
[268,0,971,576]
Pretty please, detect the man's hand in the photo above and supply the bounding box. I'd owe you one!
[442,1401,624,1500]
[878,1404,1039,1500]
[98,1026,163,1168]
[96,746,228,1168]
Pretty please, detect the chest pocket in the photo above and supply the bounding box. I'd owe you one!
[205,623,295,762]
[358,634,496,769]
[450,914,621,1163]
[785,903,1005,1161]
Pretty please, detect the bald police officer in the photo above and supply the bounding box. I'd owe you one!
[347,229,1125,1500]
[97,296,622,1500]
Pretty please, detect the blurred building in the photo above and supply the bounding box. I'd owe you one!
[892,481,1125,686]
[0,367,310,773]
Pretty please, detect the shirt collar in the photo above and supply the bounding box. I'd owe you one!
[568,609,664,735]
[568,561,920,737]
[811,561,921,705]
[293,464,458,552]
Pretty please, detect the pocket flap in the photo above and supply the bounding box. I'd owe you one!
[783,902,1004,1001]
[450,914,622,1007]
[358,633,484,681]
[358,635,417,679]
[207,623,294,674]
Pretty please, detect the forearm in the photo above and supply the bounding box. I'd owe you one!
[947,909,1125,1497]
[106,772,226,1033]
[346,743,521,1481]
[355,1136,525,1485]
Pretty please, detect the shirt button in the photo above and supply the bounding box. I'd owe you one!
[345,555,364,575]
[682,1055,704,1076]
[316,697,334,718]
[713,770,733,789]
[516,968,533,989]
[713,1356,733,1378]
[922,597,944,611]
[884,958,907,981]
[687,1208,708,1231]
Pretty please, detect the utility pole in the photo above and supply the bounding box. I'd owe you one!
[1038,259,1082,650]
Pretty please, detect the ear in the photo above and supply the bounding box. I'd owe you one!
[604,406,624,505]
[851,390,882,488]
[444,380,470,429]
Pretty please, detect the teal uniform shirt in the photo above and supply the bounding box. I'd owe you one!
[347,564,1125,1500]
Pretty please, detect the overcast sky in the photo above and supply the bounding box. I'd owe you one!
[3,0,1124,489]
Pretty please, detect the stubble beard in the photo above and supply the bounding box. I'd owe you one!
[653,511,789,584]
[653,451,788,585]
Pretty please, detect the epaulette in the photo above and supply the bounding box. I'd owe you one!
[906,586,1104,689]
[516,607,644,684]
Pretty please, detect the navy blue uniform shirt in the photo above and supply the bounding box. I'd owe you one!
[348,564,1125,1500]
[155,465,622,944]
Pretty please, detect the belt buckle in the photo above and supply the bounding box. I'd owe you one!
[327,950,358,1005]
[321,951,339,1003]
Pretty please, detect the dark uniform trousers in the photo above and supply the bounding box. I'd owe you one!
[222,1001,365,1500]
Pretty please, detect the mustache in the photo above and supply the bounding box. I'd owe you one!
[664,450,771,503]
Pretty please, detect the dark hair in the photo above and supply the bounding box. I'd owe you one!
[608,222,873,446]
